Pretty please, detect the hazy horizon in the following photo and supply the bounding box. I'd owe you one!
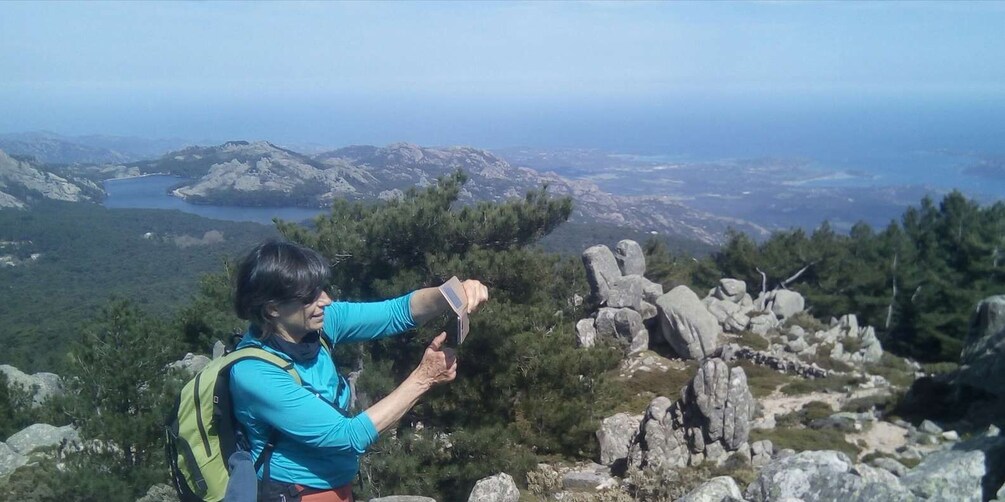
[2,1,1004,199]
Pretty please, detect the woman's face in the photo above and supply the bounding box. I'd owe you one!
[270,290,333,340]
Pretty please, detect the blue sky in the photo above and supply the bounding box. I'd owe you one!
[1,1,1003,148]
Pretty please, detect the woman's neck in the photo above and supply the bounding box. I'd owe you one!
[269,325,307,344]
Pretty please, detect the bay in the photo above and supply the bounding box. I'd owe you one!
[102,175,326,225]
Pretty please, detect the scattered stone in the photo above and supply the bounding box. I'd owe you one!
[468,472,520,502]
[212,340,226,359]
[576,319,597,348]
[942,431,960,442]
[919,419,943,435]
[679,476,743,502]
[656,286,721,359]
[561,466,617,492]
[751,440,774,468]
[872,456,909,477]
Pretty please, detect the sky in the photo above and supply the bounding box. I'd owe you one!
[1,1,1004,149]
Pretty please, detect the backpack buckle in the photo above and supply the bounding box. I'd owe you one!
[213,396,219,404]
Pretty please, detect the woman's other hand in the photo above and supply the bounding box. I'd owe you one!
[412,332,457,388]
[461,279,489,313]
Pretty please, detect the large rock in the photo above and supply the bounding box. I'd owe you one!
[167,353,211,376]
[595,308,648,355]
[656,286,721,360]
[957,295,1005,397]
[0,365,64,407]
[561,464,617,492]
[714,279,747,303]
[765,289,805,320]
[597,413,642,466]
[575,319,597,348]
[582,245,622,304]
[608,275,663,311]
[0,441,27,478]
[629,396,692,470]
[900,433,1005,502]
[6,423,80,455]
[745,450,916,502]
[679,476,743,502]
[614,239,646,276]
[689,359,755,450]
[468,472,520,502]
[705,298,749,333]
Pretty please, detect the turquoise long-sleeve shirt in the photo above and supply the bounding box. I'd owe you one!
[229,292,416,489]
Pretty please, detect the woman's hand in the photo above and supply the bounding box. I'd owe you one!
[461,279,489,313]
[411,332,457,389]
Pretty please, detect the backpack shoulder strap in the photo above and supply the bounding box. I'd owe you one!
[319,334,332,356]
[225,346,301,386]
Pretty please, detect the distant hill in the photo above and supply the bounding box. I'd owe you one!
[0,131,189,165]
[0,149,103,208]
[113,141,768,245]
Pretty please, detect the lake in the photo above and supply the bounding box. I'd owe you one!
[102,176,327,225]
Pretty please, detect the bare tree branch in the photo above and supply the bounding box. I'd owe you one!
[886,253,898,329]
[780,263,813,289]
[755,267,767,295]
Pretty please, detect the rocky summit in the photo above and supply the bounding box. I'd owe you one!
[0,149,101,208]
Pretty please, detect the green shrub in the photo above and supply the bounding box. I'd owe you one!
[736,361,799,398]
[604,360,697,415]
[784,311,826,333]
[863,353,916,388]
[775,401,834,428]
[737,330,770,351]
[750,427,861,460]
[781,374,862,396]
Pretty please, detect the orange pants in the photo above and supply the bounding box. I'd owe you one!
[294,484,353,502]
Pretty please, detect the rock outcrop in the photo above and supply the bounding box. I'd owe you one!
[628,358,754,469]
[656,286,721,359]
[596,413,642,467]
[900,430,1005,502]
[577,242,662,355]
[745,450,916,501]
[956,295,1005,398]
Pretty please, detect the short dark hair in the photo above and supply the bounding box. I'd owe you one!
[234,239,331,330]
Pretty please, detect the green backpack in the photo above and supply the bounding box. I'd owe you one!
[165,346,302,502]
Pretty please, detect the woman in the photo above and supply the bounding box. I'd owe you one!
[229,239,488,501]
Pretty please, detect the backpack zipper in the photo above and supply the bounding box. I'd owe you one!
[192,372,212,457]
